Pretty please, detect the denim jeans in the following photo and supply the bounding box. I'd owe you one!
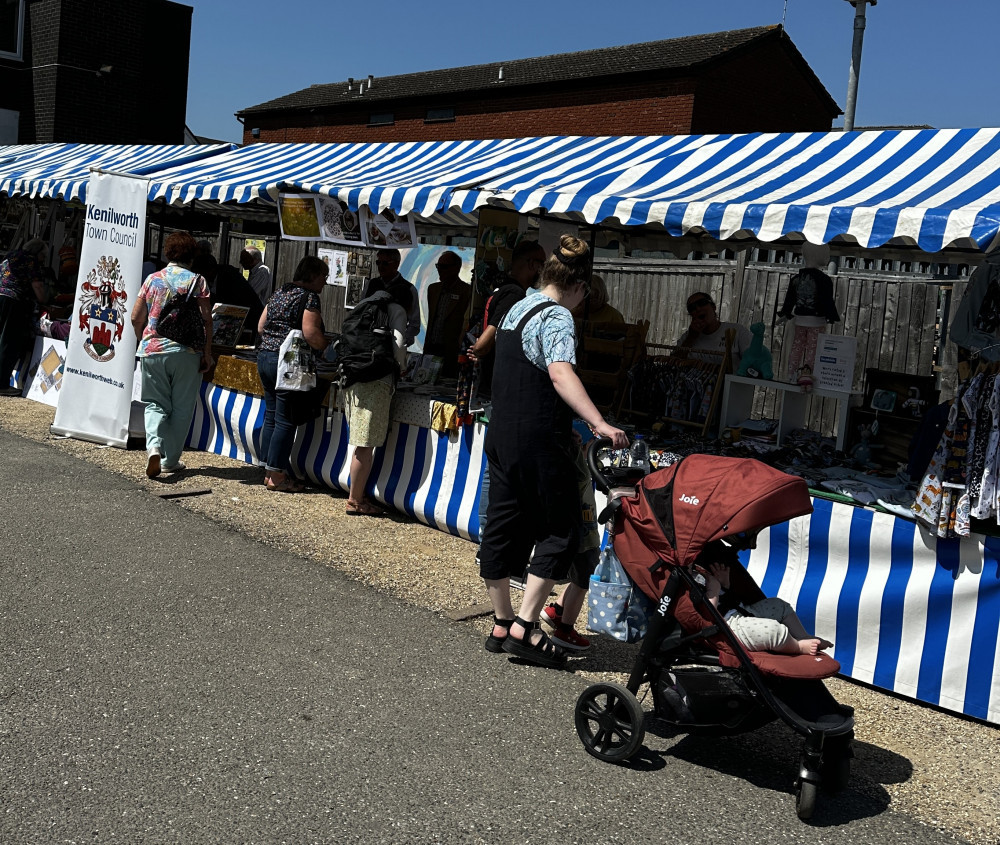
[257,349,298,473]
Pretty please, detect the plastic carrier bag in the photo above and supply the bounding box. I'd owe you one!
[587,544,651,643]
[276,329,317,392]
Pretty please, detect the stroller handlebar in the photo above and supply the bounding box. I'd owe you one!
[586,437,614,494]
[586,436,648,494]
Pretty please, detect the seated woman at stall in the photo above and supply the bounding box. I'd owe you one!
[675,291,751,372]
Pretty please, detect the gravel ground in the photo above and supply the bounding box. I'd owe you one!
[2,396,997,845]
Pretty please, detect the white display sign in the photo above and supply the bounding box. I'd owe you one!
[24,336,65,408]
[51,170,148,446]
[813,333,857,392]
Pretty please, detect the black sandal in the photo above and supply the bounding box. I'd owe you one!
[502,616,567,669]
[484,616,514,653]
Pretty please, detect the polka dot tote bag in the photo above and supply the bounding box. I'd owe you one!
[588,544,651,643]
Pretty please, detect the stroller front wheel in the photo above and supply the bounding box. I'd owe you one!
[795,779,818,820]
[575,682,645,764]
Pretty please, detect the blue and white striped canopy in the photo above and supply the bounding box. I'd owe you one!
[6,130,1000,252]
[142,129,1000,252]
[0,143,236,203]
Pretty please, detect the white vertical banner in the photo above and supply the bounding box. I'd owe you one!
[51,170,148,447]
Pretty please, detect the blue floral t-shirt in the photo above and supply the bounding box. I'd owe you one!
[499,287,576,371]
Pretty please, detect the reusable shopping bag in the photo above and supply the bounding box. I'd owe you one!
[587,544,650,643]
[276,329,317,392]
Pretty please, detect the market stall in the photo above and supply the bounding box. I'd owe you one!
[4,129,1000,724]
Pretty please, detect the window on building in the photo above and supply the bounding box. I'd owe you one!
[0,0,24,60]
[368,112,394,126]
[425,107,455,124]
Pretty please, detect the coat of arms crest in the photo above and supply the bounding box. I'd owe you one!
[78,256,128,362]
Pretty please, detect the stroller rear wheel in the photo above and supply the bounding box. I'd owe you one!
[575,682,645,764]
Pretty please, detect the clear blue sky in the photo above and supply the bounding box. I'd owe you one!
[187,0,997,143]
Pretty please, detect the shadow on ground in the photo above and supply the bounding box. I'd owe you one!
[636,717,913,826]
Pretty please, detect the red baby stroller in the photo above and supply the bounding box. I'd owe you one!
[575,443,855,820]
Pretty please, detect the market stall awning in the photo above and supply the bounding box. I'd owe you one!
[0,143,237,203]
[144,129,1000,252]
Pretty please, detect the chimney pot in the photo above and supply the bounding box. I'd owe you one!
[368,74,374,88]
[348,76,354,91]
[498,66,504,81]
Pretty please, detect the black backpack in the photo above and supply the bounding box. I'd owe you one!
[336,290,399,387]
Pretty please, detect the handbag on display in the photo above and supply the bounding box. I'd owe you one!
[587,544,651,643]
[276,329,317,392]
[157,276,207,350]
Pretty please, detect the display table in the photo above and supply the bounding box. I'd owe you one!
[746,497,1000,725]
[180,363,998,725]
[720,374,855,450]
[187,375,484,541]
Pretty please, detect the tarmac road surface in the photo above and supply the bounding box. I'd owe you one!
[0,430,962,845]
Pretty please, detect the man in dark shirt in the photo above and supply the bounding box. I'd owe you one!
[424,251,472,378]
[468,239,546,398]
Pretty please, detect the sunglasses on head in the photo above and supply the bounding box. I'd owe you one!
[686,297,713,314]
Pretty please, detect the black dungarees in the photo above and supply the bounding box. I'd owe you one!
[478,299,583,581]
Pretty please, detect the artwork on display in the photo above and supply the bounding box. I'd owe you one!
[212,304,250,347]
[277,194,321,240]
[317,248,349,287]
[871,389,898,413]
[24,336,65,408]
[360,207,417,249]
[318,197,363,246]
[344,275,366,309]
[408,354,443,385]
[397,243,476,353]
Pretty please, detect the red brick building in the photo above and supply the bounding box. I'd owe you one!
[237,25,840,146]
[0,0,192,144]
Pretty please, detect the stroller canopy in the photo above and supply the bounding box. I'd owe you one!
[616,456,813,597]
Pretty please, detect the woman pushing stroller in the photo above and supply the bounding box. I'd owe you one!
[478,235,627,669]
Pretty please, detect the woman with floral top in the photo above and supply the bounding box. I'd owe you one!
[256,255,331,492]
[0,238,49,396]
[130,231,214,478]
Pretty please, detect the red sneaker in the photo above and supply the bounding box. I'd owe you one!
[540,603,563,627]
[550,624,590,652]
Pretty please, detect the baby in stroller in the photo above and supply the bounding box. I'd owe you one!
[696,544,833,657]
